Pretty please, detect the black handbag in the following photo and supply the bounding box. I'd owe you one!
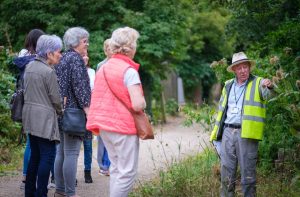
[61,70,87,136]
[10,79,24,123]
[62,108,86,136]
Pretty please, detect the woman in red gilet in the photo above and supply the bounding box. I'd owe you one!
[87,26,146,197]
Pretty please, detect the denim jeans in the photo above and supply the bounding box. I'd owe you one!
[50,145,57,180]
[83,138,93,170]
[23,135,31,176]
[97,136,110,170]
[25,134,56,197]
[54,132,82,196]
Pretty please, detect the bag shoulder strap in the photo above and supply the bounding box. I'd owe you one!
[103,66,134,114]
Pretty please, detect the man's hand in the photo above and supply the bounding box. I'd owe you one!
[262,79,273,89]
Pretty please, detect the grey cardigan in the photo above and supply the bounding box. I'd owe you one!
[22,58,62,141]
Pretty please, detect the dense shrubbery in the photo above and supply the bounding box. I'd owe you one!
[0,49,21,144]
[165,99,179,116]
[0,48,23,165]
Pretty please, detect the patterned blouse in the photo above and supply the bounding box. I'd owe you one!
[55,49,91,109]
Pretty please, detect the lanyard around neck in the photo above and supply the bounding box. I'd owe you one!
[233,84,246,106]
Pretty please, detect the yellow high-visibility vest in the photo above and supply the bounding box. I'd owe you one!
[210,75,266,141]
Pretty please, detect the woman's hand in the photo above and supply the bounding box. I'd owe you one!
[83,55,89,66]
[84,107,89,115]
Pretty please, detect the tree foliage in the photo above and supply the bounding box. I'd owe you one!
[0,0,234,147]
[176,1,234,100]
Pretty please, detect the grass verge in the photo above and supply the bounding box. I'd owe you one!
[0,145,23,176]
[130,149,300,197]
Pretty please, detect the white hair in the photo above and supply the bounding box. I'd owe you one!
[36,35,62,59]
[63,27,89,50]
[109,27,140,56]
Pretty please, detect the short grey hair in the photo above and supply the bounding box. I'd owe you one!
[110,27,140,56]
[63,27,89,50]
[36,35,63,59]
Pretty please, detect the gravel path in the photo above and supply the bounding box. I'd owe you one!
[0,116,210,197]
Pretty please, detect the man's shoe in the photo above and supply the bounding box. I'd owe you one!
[84,170,93,183]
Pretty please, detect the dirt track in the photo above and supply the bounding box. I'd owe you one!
[0,116,210,197]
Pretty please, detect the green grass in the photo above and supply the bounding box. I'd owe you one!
[130,149,300,197]
[0,145,24,176]
[130,149,219,197]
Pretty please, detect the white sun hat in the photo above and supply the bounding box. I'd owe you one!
[227,52,256,72]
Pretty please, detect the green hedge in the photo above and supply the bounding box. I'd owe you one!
[0,48,21,147]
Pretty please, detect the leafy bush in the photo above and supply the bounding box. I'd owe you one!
[182,103,215,133]
[165,99,179,116]
[0,48,21,147]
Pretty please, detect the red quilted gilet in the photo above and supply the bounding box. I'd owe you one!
[86,54,140,135]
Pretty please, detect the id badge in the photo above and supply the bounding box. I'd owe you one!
[231,107,239,114]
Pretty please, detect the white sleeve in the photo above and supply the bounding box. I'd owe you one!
[88,68,96,90]
[123,68,141,87]
[18,49,30,57]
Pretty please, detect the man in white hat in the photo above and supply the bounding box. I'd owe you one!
[210,52,273,197]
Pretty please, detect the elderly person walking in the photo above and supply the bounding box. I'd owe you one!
[23,35,63,197]
[210,52,274,197]
[87,26,146,197]
[54,27,91,197]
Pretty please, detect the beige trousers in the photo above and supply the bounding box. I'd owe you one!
[100,130,139,197]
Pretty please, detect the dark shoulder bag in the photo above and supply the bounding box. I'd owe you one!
[62,107,86,136]
[103,66,154,140]
[62,69,86,137]
[10,76,24,123]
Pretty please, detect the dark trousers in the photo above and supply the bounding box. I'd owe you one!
[25,134,56,197]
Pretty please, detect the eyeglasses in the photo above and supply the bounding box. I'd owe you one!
[82,39,89,45]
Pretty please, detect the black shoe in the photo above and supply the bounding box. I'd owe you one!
[84,170,93,183]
